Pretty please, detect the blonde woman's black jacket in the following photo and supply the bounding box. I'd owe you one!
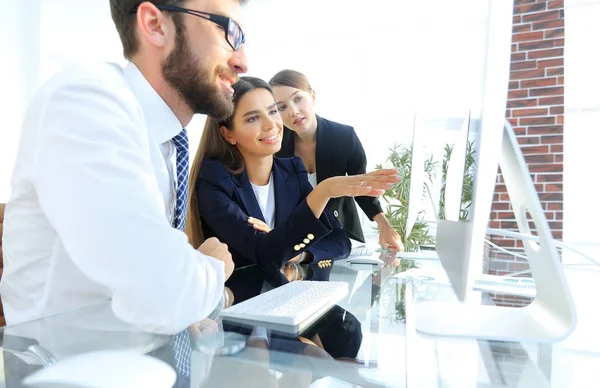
[276,115,383,242]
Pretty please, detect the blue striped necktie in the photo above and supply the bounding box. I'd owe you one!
[170,128,192,377]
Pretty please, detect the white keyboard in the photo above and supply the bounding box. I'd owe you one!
[349,245,373,256]
[394,269,536,297]
[220,281,348,327]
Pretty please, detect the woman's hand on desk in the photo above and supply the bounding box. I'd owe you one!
[375,215,405,253]
[197,237,234,280]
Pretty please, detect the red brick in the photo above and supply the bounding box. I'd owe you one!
[500,194,511,201]
[546,67,564,76]
[514,2,546,14]
[538,96,564,105]
[509,90,529,99]
[512,43,517,53]
[514,0,537,5]
[497,211,515,220]
[539,192,563,201]
[528,125,562,135]
[512,107,548,117]
[512,31,545,42]
[546,183,563,192]
[545,211,555,220]
[519,117,555,126]
[555,212,563,220]
[514,14,522,25]
[521,145,549,154]
[508,80,520,90]
[506,109,512,118]
[532,19,564,31]
[536,173,562,182]
[513,24,533,33]
[548,221,563,230]
[554,38,565,47]
[517,136,541,145]
[526,154,554,164]
[496,184,508,193]
[548,0,564,9]
[507,98,538,108]
[557,76,564,85]
[555,154,564,163]
[520,38,556,51]
[510,60,538,71]
[488,220,501,229]
[529,86,564,97]
[521,78,556,88]
[548,203,562,211]
[551,144,563,152]
[511,52,527,62]
[522,10,560,23]
[529,164,561,173]
[511,68,545,80]
[527,48,564,59]
[537,58,563,68]
[501,221,519,229]
[545,28,564,38]
[557,115,564,124]
[492,202,510,211]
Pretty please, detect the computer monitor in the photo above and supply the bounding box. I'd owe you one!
[413,0,577,342]
[406,109,471,241]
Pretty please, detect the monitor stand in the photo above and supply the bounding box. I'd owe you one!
[413,122,577,342]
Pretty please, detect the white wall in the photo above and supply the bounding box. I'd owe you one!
[241,0,490,170]
[557,0,600,357]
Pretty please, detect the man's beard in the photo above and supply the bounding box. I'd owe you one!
[162,31,236,120]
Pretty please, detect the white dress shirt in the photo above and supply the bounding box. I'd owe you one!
[0,62,224,334]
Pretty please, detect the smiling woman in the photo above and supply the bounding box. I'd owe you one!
[185,75,399,360]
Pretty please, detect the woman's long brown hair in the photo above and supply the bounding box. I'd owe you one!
[185,77,275,248]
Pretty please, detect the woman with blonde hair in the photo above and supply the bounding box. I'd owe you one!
[270,69,404,253]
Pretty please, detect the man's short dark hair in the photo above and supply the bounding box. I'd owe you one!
[110,0,247,59]
[110,1,186,59]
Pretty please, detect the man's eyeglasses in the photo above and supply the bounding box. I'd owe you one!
[149,4,246,51]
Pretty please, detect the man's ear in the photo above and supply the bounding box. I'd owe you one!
[220,125,236,145]
[136,2,172,50]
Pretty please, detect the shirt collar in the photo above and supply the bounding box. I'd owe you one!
[122,61,182,144]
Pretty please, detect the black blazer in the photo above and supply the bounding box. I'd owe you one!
[276,115,383,242]
[196,156,351,303]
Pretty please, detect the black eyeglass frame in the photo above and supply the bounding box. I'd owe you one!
[136,3,246,51]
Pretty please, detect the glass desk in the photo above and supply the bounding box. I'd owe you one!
[0,255,599,387]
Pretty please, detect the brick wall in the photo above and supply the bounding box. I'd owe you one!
[487,0,565,285]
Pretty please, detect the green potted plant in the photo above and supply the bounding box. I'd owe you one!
[438,140,477,221]
[375,143,437,252]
